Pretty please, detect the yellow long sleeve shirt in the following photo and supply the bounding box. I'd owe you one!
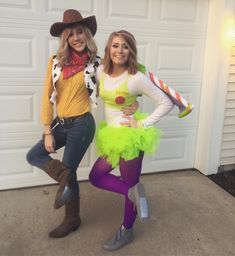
[40,57,90,125]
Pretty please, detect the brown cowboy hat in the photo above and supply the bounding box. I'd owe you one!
[50,9,97,37]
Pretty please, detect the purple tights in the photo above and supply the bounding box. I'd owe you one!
[89,152,144,229]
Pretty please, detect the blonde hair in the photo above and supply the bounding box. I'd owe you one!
[56,24,97,66]
[102,30,138,75]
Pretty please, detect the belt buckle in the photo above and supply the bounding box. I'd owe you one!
[59,118,65,125]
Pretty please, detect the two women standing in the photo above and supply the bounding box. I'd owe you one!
[26,9,173,250]
[26,10,136,239]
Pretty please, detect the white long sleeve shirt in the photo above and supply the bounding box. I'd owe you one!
[97,65,174,127]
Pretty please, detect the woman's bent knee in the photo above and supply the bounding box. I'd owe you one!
[26,149,34,165]
[26,147,42,167]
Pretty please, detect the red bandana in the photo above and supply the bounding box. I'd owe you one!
[63,50,89,79]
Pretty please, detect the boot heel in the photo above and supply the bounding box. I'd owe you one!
[71,224,80,232]
[54,185,72,209]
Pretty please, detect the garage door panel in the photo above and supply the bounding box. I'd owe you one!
[0,86,42,133]
[0,0,209,189]
[47,0,94,14]
[97,0,209,31]
[142,129,197,173]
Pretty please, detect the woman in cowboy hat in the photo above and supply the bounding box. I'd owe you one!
[26,9,137,239]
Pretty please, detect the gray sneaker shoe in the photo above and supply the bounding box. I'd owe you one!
[128,182,150,222]
[103,226,134,251]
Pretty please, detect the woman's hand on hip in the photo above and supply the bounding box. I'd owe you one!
[121,101,139,115]
[120,115,138,128]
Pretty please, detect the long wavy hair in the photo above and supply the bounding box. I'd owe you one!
[102,30,138,75]
[56,24,97,66]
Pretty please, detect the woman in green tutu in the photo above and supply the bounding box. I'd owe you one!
[89,30,173,251]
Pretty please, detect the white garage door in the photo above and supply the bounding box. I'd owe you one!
[0,0,209,189]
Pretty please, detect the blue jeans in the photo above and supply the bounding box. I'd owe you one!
[26,112,96,197]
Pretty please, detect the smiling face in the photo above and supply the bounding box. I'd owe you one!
[68,24,87,53]
[109,35,130,68]
[102,31,138,75]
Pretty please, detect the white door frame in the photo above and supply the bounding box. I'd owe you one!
[194,0,235,175]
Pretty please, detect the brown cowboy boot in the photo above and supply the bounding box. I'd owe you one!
[48,197,81,238]
[42,159,71,209]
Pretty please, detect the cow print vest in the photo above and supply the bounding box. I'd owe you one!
[50,55,101,107]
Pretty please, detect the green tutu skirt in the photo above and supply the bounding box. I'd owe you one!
[95,112,162,167]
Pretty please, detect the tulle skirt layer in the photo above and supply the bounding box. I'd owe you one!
[95,120,162,167]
